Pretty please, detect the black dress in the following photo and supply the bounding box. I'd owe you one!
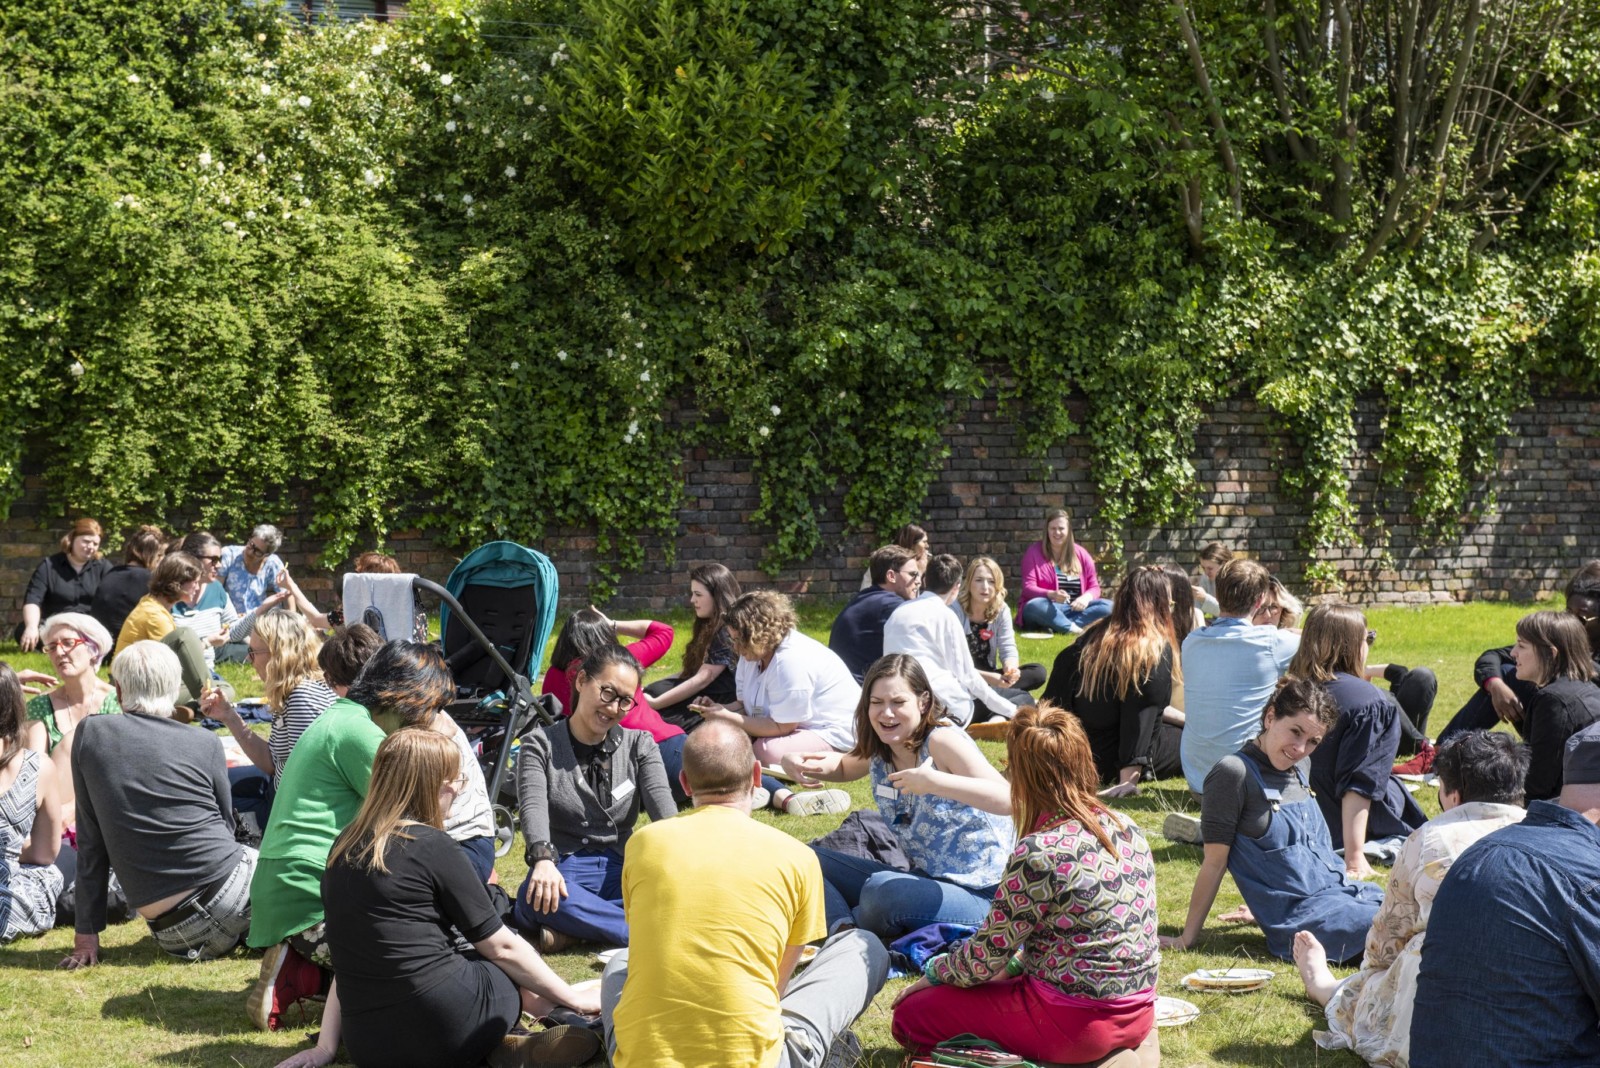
[322,825,519,1068]
[1042,637,1183,784]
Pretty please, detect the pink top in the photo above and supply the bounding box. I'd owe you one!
[540,621,684,744]
[1015,541,1102,625]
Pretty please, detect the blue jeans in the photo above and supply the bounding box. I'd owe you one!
[813,846,996,939]
[512,847,628,946]
[1020,596,1112,634]
[658,732,689,806]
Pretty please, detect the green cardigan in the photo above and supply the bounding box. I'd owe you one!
[247,697,384,948]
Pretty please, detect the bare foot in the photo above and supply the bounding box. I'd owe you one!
[1293,930,1340,1007]
[1218,904,1255,925]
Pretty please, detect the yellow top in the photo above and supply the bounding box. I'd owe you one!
[116,594,173,653]
[613,804,826,1068]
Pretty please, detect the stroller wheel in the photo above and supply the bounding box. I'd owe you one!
[492,804,517,858]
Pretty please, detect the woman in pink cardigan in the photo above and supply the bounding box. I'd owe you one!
[1017,509,1113,635]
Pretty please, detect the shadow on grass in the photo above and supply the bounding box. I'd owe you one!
[1,936,169,971]
[102,983,302,1035]
[150,1038,307,1067]
[1213,1037,1367,1066]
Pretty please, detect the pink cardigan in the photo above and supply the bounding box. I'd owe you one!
[540,620,684,743]
[1015,541,1102,625]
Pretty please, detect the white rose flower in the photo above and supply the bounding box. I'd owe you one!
[504,165,517,179]
[635,341,643,349]
[465,206,475,217]
[363,169,380,186]
[770,405,781,416]
[440,72,453,86]
[445,120,457,132]
[297,94,311,108]
[198,150,212,168]
[245,210,257,220]
[261,82,273,95]
[255,152,266,163]
[222,220,237,231]
[127,73,140,84]
[452,93,462,104]
[538,104,547,112]
[758,426,771,438]
[640,371,651,383]
[300,197,312,207]
[523,95,533,105]
[461,193,474,204]
[370,42,386,56]
[420,61,431,73]
[509,360,520,371]
[69,360,86,378]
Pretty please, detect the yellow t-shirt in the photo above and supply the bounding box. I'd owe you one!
[116,594,173,653]
[613,804,826,1068]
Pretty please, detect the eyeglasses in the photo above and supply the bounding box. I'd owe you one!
[43,636,88,655]
[247,645,269,661]
[199,554,222,564]
[597,684,636,712]
[1365,629,1378,646]
[244,543,269,555]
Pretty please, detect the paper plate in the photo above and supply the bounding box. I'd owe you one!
[798,944,819,964]
[1155,996,1200,1027]
[594,948,622,966]
[1181,967,1274,992]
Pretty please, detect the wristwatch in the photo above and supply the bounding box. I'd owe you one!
[527,840,558,865]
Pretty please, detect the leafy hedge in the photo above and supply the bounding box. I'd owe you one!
[3,0,1598,590]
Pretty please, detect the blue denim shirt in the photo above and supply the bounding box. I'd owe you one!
[1410,800,1600,1068]
[1178,616,1299,793]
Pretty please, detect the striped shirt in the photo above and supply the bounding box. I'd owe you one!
[270,680,339,789]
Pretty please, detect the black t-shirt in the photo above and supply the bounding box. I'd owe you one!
[1043,637,1174,783]
[25,553,112,616]
[322,824,504,1016]
[90,565,151,641]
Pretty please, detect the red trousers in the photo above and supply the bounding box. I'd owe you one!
[892,974,1154,1064]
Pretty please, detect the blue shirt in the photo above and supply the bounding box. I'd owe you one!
[1178,616,1299,793]
[218,545,284,615]
[828,586,907,683]
[1411,800,1600,1068]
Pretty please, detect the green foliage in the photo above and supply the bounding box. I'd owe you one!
[1,0,1599,590]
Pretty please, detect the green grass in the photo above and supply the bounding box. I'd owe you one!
[0,601,1537,1067]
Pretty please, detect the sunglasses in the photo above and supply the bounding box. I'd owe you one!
[199,554,222,564]
[43,636,88,655]
[597,684,636,712]
[1365,629,1378,646]
[244,543,269,555]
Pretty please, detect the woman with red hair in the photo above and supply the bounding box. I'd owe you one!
[891,703,1160,1064]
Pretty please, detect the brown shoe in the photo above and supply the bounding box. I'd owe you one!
[966,719,1012,741]
[536,926,576,954]
[487,1024,600,1068]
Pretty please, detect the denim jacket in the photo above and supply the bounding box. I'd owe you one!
[1410,800,1600,1068]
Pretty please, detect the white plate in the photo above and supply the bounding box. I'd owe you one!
[1181,967,1275,991]
[1155,995,1200,1027]
[1181,975,1268,994]
[594,948,622,966]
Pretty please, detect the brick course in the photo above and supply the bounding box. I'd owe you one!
[3,393,1593,619]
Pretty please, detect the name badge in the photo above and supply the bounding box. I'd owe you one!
[613,778,635,802]
[874,783,898,801]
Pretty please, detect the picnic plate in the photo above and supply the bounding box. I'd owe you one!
[1155,996,1201,1027]
[594,948,622,966]
[798,944,819,965]
[1180,968,1274,992]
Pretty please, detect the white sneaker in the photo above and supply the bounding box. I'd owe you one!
[751,786,771,810]
[783,789,852,817]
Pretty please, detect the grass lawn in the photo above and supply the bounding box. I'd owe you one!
[0,600,1536,1067]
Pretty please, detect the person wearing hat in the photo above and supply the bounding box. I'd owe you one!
[1408,722,1600,1068]
[16,519,112,651]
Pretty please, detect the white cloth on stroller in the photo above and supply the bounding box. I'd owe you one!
[342,573,417,642]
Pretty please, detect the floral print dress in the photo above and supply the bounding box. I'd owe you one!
[1315,800,1527,1066]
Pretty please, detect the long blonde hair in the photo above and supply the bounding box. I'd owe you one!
[1077,566,1180,700]
[328,728,457,875]
[957,555,1008,625]
[257,610,325,714]
[1042,508,1081,575]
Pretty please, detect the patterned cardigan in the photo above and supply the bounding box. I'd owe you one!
[926,810,1160,1000]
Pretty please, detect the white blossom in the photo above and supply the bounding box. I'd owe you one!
[420,61,432,74]
[363,169,380,186]
[504,165,517,179]
[127,73,140,84]
[300,197,312,208]
[222,220,237,231]
[758,425,771,438]
[523,95,533,105]
[639,370,651,383]
[453,93,462,105]
[245,209,257,220]
[255,152,266,163]
[260,82,273,95]
[445,120,457,133]
[509,360,520,371]
[68,360,85,378]
[439,73,454,86]
[556,350,568,361]
[198,150,213,169]
[605,348,613,357]
[297,94,312,108]
[461,193,474,204]
[538,104,547,113]
[770,405,781,416]
[635,341,644,349]
[370,42,386,56]
[465,206,475,218]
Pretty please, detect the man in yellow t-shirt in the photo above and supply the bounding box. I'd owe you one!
[602,721,888,1068]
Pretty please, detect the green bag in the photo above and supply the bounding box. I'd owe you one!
[928,1035,1041,1068]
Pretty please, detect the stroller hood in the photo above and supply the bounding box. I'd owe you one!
[440,540,559,685]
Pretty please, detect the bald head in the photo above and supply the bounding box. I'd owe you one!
[682,721,758,801]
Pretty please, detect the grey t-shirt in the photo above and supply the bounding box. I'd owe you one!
[1200,742,1312,848]
[72,712,242,934]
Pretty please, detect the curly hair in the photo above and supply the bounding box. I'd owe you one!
[725,590,796,659]
[256,610,325,715]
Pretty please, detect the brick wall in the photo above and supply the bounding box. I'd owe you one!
[5,392,1596,622]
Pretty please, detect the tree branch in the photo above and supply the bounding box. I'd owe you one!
[1171,0,1242,214]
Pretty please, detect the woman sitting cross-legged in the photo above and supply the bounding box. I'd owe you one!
[1295,730,1528,1068]
[642,562,742,733]
[1290,603,1427,880]
[23,612,119,828]
[1041,565,1185,796]
[512,644,676,951]
[1162,677,1384,964]
[891,702,1160,1065]
[695,590,858,818]
[1016,508,1112,636]
[781,654,1014,939]
[271,728,601,1068]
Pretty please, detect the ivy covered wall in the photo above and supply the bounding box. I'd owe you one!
[3,0,1599,598]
